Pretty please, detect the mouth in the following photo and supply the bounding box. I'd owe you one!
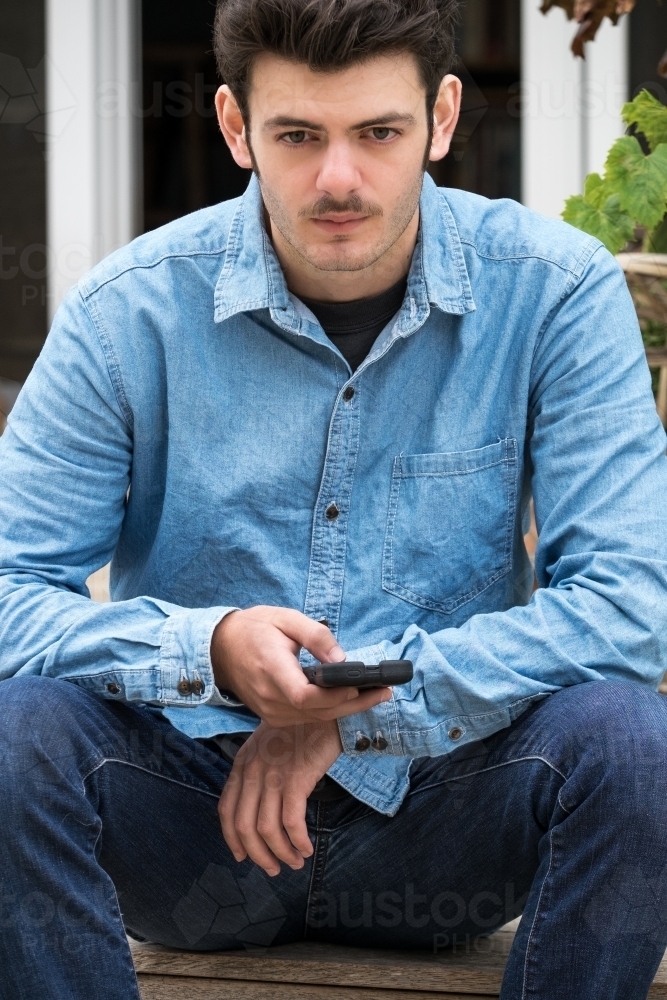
[311,215,369,235]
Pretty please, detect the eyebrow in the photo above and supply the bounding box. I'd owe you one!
[261,112,418,134]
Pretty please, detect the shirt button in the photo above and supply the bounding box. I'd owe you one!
[106,683,120,695]
[318,618,330,628]
[177,679,193,696]
[343,386,355,402]
[355,732,371,752]
[449,727,463,741]
[191,679,205,696]
[371,731,388,751]
[325,504,340,521]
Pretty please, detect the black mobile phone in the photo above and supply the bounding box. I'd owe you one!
[302,660,413,688]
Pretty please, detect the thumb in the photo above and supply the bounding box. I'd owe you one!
[276,610,345,664]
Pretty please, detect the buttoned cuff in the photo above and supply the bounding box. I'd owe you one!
[336,641,406,757]
[336,636,548,761]
[158,605,239,706]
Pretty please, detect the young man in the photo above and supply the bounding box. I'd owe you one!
[1,0,667,997]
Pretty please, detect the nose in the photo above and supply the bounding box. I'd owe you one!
[315,140,363,199]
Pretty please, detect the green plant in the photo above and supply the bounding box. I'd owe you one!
[563,90,667,255]
[563,89,667,385]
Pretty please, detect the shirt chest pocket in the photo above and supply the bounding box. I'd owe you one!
[382,439,518,615]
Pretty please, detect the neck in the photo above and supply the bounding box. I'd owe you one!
[268,209,420,303]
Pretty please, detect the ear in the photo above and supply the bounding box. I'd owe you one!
[216,85,253,170]
[429,75,463,163]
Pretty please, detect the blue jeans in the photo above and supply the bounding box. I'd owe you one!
[1,676,667,1000]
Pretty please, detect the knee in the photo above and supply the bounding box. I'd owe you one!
[0,673,80,727]
[0,677,108,836]
[570,680,667,752]
[0,676,92,774]
[554,681,667,805]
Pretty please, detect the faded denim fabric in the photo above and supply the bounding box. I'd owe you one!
[3,675,667,1000]
[0,173,666,816]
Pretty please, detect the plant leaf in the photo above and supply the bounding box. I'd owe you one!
[646,217,667,254]
[539,1,637,56]
[621,90,667,151]
[583,172,611,208]
[541,0,635,20]
[540,0,575,14]
[562,192,635,253]
[605,135,667,230]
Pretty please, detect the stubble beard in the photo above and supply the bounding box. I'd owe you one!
[258,170,424,274]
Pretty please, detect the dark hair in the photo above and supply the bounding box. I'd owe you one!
[213,0,460,124]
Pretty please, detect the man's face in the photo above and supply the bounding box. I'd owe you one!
[242,53,433,276]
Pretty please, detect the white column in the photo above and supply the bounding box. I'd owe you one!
[521,0,628,219]
[585,16,629,180]
[46,0,142,320]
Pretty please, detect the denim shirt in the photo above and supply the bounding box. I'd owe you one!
[1,173,666,816]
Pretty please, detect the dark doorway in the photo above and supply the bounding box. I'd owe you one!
[430,0,521,201]
[629,0,667,103]
[142,0,251,232]
[0,0,46,383]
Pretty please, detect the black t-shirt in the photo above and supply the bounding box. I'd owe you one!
[300,276,407,372]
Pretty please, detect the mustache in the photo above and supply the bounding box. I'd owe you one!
[300,195,384,219]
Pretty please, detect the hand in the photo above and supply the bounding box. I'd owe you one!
[219,719,343,876]
[211,605,391,726]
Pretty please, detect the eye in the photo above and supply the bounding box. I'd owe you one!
[371,127,393,141]
[283,131,308,144]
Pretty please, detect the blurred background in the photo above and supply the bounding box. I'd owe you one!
[1,0,666,393]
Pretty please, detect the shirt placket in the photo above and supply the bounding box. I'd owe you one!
[300,380,361,661]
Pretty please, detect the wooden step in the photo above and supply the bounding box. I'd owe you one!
[131,925,667,999]
[135,980,491,1000]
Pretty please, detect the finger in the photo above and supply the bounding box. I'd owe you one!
[256,777,306,869]
[312,686,393,721]
[273,610,345,665]
[282,789,314,858]
[276,671,368,714]
[261,684,393,726]
[219,756,248,862]
[234,765,283,876]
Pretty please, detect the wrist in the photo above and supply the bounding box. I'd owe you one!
[324,718,343,754]
[306,719,343,759]
[211,609,240,693]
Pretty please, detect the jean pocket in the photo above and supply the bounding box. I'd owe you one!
[382,438,518,615]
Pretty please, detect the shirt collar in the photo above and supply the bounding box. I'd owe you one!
[214,172,475,328]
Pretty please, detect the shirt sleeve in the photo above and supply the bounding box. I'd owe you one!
[337,247,667,759]
[0,286,238,707]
